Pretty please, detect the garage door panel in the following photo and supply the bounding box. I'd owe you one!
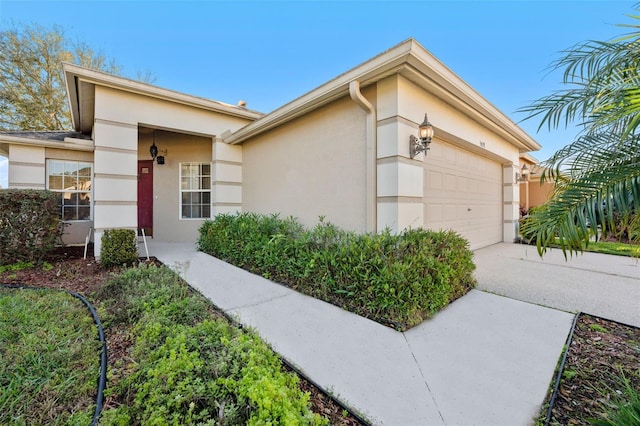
[424,141,503,249]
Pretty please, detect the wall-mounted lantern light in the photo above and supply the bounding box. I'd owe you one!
[150,141,158,160]
[149,130,166,165]
[410,113,435,159]
[150,130,158,160]
[516,164,529,182]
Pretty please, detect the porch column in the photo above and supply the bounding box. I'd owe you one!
[503,164,520,242]
[212,138,242,215]
[92,119,139,258]
[377,118,424,233]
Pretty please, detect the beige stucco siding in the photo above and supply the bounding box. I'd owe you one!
[8,145,45,189]
[242,95,368,232]
[89,85,253,255]
[375,74,520,247]
[395,76,519,164]
[524,179,554,209]
[138,130,213,242]
[94,86,250,136]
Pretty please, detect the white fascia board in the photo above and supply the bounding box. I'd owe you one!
[0,135,94,151]
[62,63,264,125]
[520,152,540,164]
[227,38,541,153]
[225,40,415,144]
[404,42,541,152]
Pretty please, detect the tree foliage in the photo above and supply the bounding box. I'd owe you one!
[0,23,120,131]
[519,11,640,256]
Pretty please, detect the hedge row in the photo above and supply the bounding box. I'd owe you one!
[0,189,59,266]
[198,213,476,330]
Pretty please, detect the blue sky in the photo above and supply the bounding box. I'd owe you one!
[0,0,636,188]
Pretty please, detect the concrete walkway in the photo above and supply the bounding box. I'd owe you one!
[474,243,640,327]
[149,241,573,426]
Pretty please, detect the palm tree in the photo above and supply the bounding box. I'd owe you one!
[519,12,640,256]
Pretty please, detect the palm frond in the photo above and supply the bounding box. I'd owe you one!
[521,163,640,257]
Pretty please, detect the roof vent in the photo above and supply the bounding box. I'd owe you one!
[237,100,247,108]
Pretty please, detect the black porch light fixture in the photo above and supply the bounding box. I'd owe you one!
[410,113,435,159]
[150,131,158,161]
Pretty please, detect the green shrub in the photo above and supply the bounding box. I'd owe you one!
[0,189,59,266]
[97,265,327,425]
[94,264,212,327]
[198,213,476,330]
[100,228,138,267]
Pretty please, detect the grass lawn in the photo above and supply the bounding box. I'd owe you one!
[0,287,100,425]
[0,252,352,425]
[582,240,640,257]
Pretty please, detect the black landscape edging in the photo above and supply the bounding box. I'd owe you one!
[545,311,580,426]
[544,311,640,425]
[0,284,107,426]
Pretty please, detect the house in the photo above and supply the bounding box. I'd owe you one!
[518,153,555,213]
[0,39,541,257]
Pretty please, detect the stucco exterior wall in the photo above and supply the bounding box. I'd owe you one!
[525,178,554,209]
[242,94,368,232]
[8,145,45,189]
[91,85,253,256]
[375,74,521,245]
[138,130,213,242]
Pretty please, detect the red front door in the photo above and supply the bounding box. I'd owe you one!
[138,160,154,236]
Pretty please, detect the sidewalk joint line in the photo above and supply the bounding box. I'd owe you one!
[509,255,639,280]
[402,332,446,425]
[225,292,293,312]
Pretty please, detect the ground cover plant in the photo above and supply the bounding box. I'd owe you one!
[198,213,476,330]
[538,314,640,425]
[0,246,360,425]
[0,287,100,425]
[96,265,327,425]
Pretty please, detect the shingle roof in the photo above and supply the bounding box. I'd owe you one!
[0,131,91,141]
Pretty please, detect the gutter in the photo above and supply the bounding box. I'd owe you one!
[349,80,377,233]
[0,135,94,151]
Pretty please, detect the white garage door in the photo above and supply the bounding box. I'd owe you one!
[423,141,503,250]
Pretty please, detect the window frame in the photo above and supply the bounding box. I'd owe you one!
[179,161,212,220]
[46,159,93,222]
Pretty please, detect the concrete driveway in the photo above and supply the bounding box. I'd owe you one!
[474,243,640,327]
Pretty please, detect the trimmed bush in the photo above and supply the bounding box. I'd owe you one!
[100,228,138,267]
[198,213,476,330]
[0,189,59,266]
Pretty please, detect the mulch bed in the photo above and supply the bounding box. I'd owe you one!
[0,246,365,425]
[545,313,640,425]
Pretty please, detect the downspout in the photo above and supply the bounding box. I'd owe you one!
[349,80,377,233]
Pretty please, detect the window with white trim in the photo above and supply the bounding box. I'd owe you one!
[47,160,93,221]
[180,162,211,219]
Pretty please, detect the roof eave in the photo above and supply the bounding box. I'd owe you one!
[0,134,94,151]
[226,39,416,144]
[63,63,264,134]
[227,38,541,153]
